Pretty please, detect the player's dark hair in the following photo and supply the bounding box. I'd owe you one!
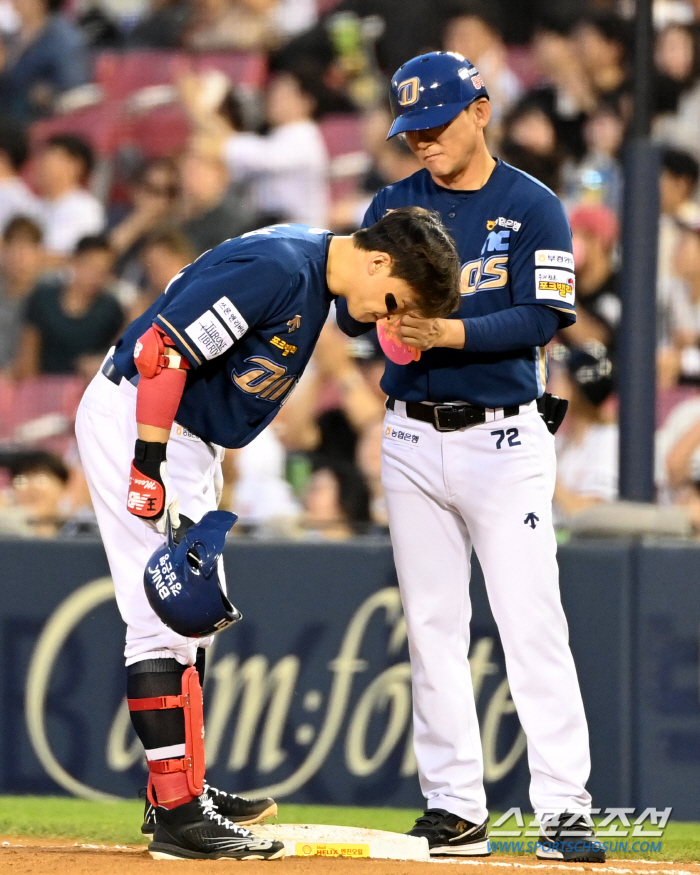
[0,117,29,171]
[662,147,700,186]
[353,207,461,318]
[3,215,43,244]
[45,133,95,183]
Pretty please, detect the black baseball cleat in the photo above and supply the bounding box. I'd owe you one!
[148,793,285,860]
[536,812,606,862]
[407,809,490,856]
[141,783,277,835]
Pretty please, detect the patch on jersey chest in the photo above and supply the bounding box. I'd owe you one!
[384,425,421,446]
[486,216,521,232]
[536,268,575,302]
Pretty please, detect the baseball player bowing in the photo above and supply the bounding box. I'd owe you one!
[75,210,460,861]
[336,53,605,863]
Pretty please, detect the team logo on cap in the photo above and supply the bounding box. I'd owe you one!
[397,76,420,107]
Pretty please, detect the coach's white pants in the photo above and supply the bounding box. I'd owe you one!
[381,401,592,823]
[75,366,224,667]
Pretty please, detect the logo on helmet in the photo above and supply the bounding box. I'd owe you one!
[397,76,420,107]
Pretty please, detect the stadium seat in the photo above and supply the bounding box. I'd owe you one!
[192,52,267,90]
[95,50,190,101]
[2,376,85,447]
[320,113,363,158]
[96,50,267,101]
[30,101,123,156]
[122,102,191,159]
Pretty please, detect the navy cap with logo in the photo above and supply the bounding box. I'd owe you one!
[388,51,489,139]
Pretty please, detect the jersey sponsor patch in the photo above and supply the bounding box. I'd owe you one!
[213,296,248,340]
[173,423,201,442]
[535,268,575,303]
[535,249,575,271]
[185,312,234,360]
[486,216,521,232]
[384,425,420,446]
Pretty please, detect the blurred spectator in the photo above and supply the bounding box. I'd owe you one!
[563,204,621,349]
[442,4,523,140]
[0,451,70,537]
[35,134,105,259]
[355,417,386,527]
[528,26,597,161]
[572,12,629,104]
[0,0,89,122]
[656,394,700,503]
[126,0,192,48]
[657,217,700,386]
[179,145,256,256]
[549,343,617,524]
[653,23,700,158]
[226,426,301,531]
[302,458,370,539]
[561,100,624,210]
[184,0,280,51]
[274,0,474,85]
[657,147,699,284]
[109,157,180,289]
[500,98,563,192]
[14,235,123,378]
[0,216,44,371]
[0,117,41,232]
[131,228,195,320]
[184,70,329,226]
[330,130,420,231]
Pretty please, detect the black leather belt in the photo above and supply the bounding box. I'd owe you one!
[387,396,520,432]
[102,355,139,387]
[102,356,123,385]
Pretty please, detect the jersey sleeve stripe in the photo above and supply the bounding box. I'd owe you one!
[156,315,203,366]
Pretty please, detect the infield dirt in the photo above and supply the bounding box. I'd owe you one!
[3,838,700,875]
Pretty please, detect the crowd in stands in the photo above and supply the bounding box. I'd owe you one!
[3,0,700,538]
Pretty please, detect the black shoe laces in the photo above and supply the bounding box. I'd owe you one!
[199,794,249,835]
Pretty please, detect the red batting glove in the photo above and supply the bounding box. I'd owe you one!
[127,440,180,534]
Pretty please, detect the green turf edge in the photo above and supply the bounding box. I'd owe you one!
[0,798,698,862]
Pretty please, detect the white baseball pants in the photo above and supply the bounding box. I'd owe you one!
[381,400,592,823]
[75,363,224,667]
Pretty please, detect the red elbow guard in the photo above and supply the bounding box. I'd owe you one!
[134,324,190,379]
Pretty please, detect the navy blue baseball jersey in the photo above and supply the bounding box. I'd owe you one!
[336,159,576,408]
[113,224,334,448]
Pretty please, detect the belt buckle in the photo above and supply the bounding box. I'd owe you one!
[432,404,458,432]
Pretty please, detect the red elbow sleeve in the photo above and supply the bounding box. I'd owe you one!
[136,367,187,431]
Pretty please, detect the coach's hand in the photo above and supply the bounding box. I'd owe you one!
[399,315,466,350]
[127,439,181,534]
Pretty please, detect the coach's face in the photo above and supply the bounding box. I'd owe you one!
[404,99,490,185]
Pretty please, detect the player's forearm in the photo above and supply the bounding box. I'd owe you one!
[463,305,561,352]
[137,423,171,443]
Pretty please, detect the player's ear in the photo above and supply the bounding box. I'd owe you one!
[368,251,392,275]
[474,98,491,129]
